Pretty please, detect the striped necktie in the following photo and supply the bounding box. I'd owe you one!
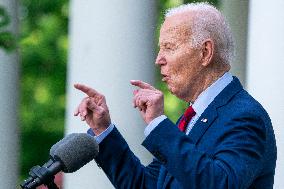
[178,106,196,132]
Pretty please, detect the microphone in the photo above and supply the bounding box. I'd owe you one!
[21,133,99,189]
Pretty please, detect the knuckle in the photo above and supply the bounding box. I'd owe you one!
[98,93,104,98]
[86,99,92,106]
[100,109,108,116]
[99,110,105,116]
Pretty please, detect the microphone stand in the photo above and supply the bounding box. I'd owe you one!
[20,163,59,189]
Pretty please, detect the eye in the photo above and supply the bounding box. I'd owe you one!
[165,44,174,50]
[165,44,171,49]
[160,43,175,51]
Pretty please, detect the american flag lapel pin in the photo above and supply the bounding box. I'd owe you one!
[201,118,208,123]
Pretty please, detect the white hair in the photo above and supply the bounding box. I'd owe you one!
[165,2,235,65]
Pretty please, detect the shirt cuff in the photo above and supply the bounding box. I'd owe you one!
[87,123,115,144]
[144,115,167,137]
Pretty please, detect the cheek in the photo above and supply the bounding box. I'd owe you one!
[171,54,190,78]
[166,51,187,71]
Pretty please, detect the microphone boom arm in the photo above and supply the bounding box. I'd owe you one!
[20,160,61,189]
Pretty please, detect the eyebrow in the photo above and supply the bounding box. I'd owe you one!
[159,42,175,47]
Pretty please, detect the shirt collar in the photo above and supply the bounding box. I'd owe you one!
[192,72,233,116]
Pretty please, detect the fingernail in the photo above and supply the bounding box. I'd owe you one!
[82,111,87,116]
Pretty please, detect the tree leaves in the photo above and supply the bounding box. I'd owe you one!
[0,6,16,52]
[20,0,68,179]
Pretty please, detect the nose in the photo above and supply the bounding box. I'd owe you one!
[155,51,167,66]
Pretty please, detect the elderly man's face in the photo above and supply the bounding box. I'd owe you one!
[156,14,204,100]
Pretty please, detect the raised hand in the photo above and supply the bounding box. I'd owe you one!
[131,80,164,124]
[74,84,111,135]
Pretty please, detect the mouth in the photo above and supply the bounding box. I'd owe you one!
[161,73,170,82]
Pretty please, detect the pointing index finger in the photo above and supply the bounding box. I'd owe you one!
[130,80,155,90]
[74,83,100,97]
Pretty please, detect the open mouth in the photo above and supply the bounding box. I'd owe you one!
[161,74,169,82]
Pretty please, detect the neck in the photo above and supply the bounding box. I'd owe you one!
[184,64,230,103]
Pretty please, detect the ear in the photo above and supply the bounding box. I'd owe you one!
[201,39,214,66]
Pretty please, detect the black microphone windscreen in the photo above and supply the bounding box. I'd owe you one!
[49,133,76,157]
[51,133,99,173]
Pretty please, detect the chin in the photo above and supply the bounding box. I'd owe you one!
[168,85,179,96]
[168,85,188,101]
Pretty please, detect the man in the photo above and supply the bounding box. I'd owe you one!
[74,2,276,189]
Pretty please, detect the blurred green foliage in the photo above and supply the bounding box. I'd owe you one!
[0,6,16,51]
[20,0,68,179]
[19,0,218,180]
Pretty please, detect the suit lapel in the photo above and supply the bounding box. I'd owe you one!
[162,171,172,189]
[187,106,218,144]
[162,77,244,189]
[187,77,243,145]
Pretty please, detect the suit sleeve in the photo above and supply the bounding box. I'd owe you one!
[94,126,161,189]
[142,113,267,189]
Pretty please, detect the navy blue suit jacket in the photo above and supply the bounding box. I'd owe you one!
[94,77,277,189]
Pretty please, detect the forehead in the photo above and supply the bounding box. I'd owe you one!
[159,13,193,43]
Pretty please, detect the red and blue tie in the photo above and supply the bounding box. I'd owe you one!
[178,106,196,132]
